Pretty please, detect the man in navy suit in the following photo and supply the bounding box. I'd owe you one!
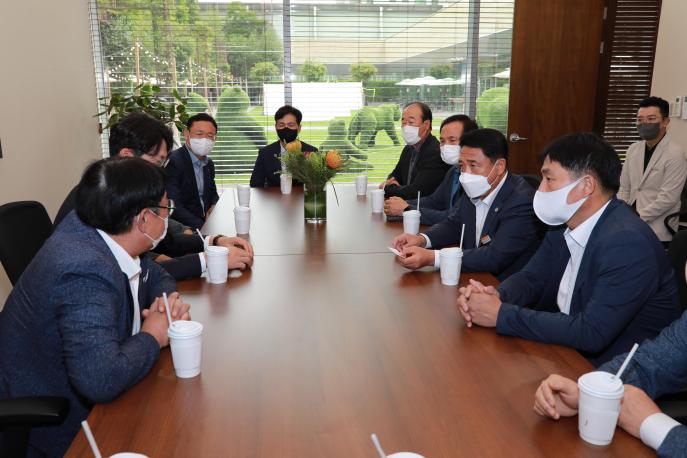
[166,113,220,229]
[0,158,191,457]
[384,114,478,225]
[54,112,253,280]
[380,102,450,199]
[392,128,543,280]
[458,132,680,366]
[250,105,318,187]
[534,310,687,456]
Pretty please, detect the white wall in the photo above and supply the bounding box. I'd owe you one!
[0,1,101,306]
[651,0,687,149]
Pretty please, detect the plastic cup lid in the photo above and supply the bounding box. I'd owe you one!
[206,246,229,255]
[578,371,624,398]
[403,210,421,216]
[168,320,203,338]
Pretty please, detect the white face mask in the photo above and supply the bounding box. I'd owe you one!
[533,178,588,226]
[140,211,168,250]
[459,162,497,199]
[189,137,215,157]
[402,125,421,145]
[440,144,461,165]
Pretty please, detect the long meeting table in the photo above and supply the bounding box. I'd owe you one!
[66,185,652,457]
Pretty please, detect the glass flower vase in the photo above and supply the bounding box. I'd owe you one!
[304,184,327,223]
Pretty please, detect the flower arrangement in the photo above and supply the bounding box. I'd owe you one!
[280,140,347,223]
[280,140,347,189]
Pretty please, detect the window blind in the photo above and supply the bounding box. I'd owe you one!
[595,0,662,159]
[90,0,514,184]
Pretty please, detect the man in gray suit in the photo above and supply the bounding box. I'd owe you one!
[0,158,191,457]
[533,310,687,456]
[618,96,687,244]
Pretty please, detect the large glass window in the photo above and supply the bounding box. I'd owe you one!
[90,0,514,184]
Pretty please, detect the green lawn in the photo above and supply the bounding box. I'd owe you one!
[215,106,446,186]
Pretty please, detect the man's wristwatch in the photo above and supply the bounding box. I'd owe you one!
[212,234,226,246]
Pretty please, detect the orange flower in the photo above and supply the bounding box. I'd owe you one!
[325,149,342,169]
[285,140,302,154]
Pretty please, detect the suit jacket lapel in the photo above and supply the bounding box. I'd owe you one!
[462,199,477,249]
[638,138,667,188]
[480,174,513,243]
[567,199,618,315]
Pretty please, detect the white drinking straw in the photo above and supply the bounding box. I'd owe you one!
[162,292,174,327]
[371,433,387,458]
[459,223,466,250]
[195,228,204,244]
[81,420,102,458]
[417,190,421,211]
[614,343,639,380]
[234,186,239,207]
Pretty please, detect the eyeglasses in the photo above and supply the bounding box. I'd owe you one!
[150,200,175,217]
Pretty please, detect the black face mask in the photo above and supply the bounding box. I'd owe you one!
[277,127,298,143]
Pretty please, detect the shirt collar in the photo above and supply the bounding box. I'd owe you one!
[565,199,611,248]
[96,229,141,280]
[187,145,208,166]
[472,172,509,207]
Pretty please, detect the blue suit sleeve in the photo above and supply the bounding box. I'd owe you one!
[599,310,687,399]
[54,272,160,404]
[422,202,466,248]
[165,158,205,229]
[658,426,687,457]
[496,230,557,306]
[496,231,659,354]
[461,197,539,275]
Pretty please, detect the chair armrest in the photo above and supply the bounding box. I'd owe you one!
[0,397,69,428]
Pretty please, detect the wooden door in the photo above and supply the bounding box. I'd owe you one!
[507,0,606,175]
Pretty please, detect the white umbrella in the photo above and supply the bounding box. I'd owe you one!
[493,68,510,79]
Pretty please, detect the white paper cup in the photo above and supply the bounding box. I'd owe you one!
[370,189,385,213]
[110,454,148,458]
[234,206,251,234]
[577,371,624,446]
[388,454,425,458]
[403,209,421,235]
[237,184,251,206]
[280,174,293,194]
[439,247,463,286]
[205,245,229,284]
[168,320,203,379]
[355,175,368,196]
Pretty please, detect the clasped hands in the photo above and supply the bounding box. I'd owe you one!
[214,236,254,270]
[141,292,191,348]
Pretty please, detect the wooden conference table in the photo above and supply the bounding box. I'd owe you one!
[67,186,651,457]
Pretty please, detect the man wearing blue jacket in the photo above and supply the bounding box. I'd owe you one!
[458,132,680,366]
[534,310,687,457]
[392,128,543,280]
[384,114,478,225]
[0,158,191,456]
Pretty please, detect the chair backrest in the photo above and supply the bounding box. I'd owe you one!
[0,201,52,286]
[521,174,542,191]
[667,230,687,311]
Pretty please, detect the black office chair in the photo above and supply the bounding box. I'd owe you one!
[0,397,70,457]
[0,201,53,285]
[521,174,541,191]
